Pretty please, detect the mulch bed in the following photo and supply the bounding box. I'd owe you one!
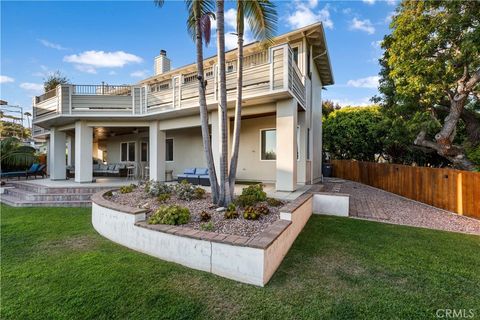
[106,184,284,238]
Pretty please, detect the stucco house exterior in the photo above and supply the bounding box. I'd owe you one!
[32,22,333,192]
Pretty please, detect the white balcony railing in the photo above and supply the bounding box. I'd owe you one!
[33,44,306,124]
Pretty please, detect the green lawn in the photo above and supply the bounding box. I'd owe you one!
[1,205,479,320]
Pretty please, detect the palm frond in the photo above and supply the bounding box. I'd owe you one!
[153,0,165,8]
[243,0,277,45]
[185,0,216,43]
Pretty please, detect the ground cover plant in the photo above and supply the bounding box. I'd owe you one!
[2,205,479,319]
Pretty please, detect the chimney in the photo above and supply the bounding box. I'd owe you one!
[154,50,171,75]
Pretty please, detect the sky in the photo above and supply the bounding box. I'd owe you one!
[0,0,397,117]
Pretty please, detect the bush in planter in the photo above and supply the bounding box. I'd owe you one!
[200,221,214,231]
[266,197,283,207]
[175,181,197,201]
[120,184,136,194]
[194,187,206,199]
[234,194,257,207]
[148,205,190,225]
[157,193,170,203]
[146,181,173,197]
[243,206,260,220]
[256,203,270,215]
[224,203,239,219]
[200,210,211,222]
[241,184,267,202]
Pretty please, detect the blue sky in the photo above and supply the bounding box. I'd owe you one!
[1,0,397,115]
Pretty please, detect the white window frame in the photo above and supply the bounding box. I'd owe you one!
[259,128,277,161]
[166,138,174,162]
[120,141,136,162]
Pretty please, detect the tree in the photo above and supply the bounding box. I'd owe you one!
[44,71,69,92]
[377,0,480,170]
[322,99,340,118]
[323,106,386,161]
[155,0,221,203]
[24,112,32,129]
[227,0,277,202]
[0,137,36,169]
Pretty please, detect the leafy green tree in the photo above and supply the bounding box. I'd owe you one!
[1,137,36,169]
[44,71,69,92]
[376,0,480,170]
[323,106,386,161]
[322,100,340,118]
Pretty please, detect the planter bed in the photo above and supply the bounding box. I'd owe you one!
[92,187,314,286]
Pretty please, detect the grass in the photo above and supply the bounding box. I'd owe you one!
[1,205,479,319]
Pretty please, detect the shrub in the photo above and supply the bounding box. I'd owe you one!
[200,210,211,222]
[256,204,270,215]
[200,221,214,231]
[194,187,206,199]
[266,197,283,207]
[104,191,113,198]
[243,206,260,220]
[148,205,190,225]
[175,181,197,201]
[146,181,173,197]
[224,203,238,219]
[119,184,136,194]
[241,184,267,201]
[157,193,171,203]
[234,194,257,207]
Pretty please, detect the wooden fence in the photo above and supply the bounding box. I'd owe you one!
[331,160,480,219]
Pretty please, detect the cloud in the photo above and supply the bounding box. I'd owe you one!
[347,76,380,88]
[38,39,68,50]
[386,0,397,5]
[384,11,396,24]
[211,8,254,50]
[130,70,149,78]
[349,18,375,34]
[0,75,15,84]
[287,2,333,29]
[362,0,376,4]
[20,82,44,94]
[64,50,142,73]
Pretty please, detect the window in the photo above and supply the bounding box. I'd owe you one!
[141,142,148,162]
[261,129,276,160]
[292,47,299,65]
[121,142,136,162]
[166,138,173,161]
[205,68,214,78]
[183,72,197,84]
[307,45,311,79]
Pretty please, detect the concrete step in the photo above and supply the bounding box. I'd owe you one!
[0,194,92,207]
[4,188,94,202]
[7,181,111,194]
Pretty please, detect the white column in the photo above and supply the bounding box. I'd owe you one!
[49,127,66,180]
[149,121,166,182]
[210,110,221,180]
[75,121,93,183]
[67,135,75,167]
[297,111,307,185]
[46,137,51,176]
[276,99,298,191]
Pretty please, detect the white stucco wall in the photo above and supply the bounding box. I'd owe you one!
[313,193,350,217]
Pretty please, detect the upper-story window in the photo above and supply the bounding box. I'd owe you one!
[183,72,197,84]
[149,81,170,92]
[205,68,214,78]
[292,47,299,65]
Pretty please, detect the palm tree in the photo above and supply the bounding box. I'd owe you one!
[227,0,277,201]
[155,0,221,203]
[215,0,229,206]
[0,137,37,168]
[24,112,32,129]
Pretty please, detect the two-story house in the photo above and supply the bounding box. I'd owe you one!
[32,22,333,192]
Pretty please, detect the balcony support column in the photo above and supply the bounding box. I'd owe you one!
[75,121,93,183]
[49,127,67,180]
[149,121,166,182]
[276,98,298,191]
[67,135,75,167]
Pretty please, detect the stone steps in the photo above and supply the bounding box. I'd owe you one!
[1,181,112,207]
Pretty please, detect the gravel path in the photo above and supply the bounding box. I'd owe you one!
[323,178,480,235]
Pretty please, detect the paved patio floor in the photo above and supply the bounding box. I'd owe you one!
[323,178,480,235]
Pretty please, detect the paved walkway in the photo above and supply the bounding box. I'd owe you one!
[323,178,480,235]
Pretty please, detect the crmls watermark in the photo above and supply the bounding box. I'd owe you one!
[435,309,476,318]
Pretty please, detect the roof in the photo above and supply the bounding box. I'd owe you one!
[140,22,334,86]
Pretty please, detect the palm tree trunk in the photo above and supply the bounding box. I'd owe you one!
[194,1,220,203]
[227,27,243,202]
[216,0,228,206]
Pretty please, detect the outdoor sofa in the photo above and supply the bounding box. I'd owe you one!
[177,168,210,186]
[66,163,128,178]
[0,163,46,180]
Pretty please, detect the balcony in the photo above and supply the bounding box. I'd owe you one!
[33,43,306,128]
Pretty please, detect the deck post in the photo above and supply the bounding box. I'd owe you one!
[149,121,166,182]
[49,127,67,180]
[75,121,93,183]
[276,98,298,191]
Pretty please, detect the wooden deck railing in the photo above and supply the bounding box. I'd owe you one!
[330,160,480,219]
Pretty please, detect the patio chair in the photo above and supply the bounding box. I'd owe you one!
[0,163,39,180]
[26,164,46,179]
[177,168,199,185]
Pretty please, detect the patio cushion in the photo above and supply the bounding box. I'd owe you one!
[99,164,108,170]
[93,164,100,170]
[185,174,198,178]
[108,164,116,171]
[183,168,196,175]
[113,164,124,171]
[195,168,208,175]
[28,163,40,173]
